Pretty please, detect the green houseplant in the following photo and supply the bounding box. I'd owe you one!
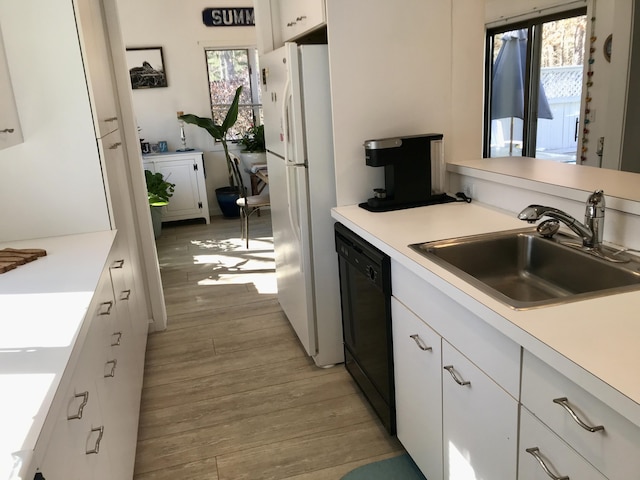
[179,86,243,217]
[145,169,175,238]
[238,123,267,174]
[238,124,265,153]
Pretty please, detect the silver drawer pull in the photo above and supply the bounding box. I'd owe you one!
[443,365,470,386]
[120,289,131,301]
[98,301,113,316]
[104,359,117,377]
[67,391,89,420]
[1,128,15,133]
[111,259,125,269]
[109,142,122,150]
[86,426,104,455]
[104,116,118,122]
[409,334,432,351]
[526,447,569,480]
[296,15,307,21]
[287,21,297,26]
[111,332,122,346]
[553,397,604,433]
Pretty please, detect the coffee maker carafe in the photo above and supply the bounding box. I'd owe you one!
[360,133,453,212]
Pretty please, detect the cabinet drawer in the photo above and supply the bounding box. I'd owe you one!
[519,407,608,480]
[522,350,640,479]
[392,260,520,398]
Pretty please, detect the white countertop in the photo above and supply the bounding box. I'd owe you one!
[0,231,115,480]
[332,201,640,428]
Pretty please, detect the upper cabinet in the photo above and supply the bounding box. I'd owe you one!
[73,0,120,138]
[277,0,325,43]
[0,23,23,151]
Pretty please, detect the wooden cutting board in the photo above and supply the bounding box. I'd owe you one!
[0,248,47,274]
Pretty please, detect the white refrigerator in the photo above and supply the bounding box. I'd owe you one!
[261,43,344,367]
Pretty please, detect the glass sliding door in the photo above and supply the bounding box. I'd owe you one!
[485,10,587,163]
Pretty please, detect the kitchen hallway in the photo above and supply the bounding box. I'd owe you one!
[133,211,403,479]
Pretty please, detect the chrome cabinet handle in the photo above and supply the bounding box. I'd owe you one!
[111,259,125,269]
[553,397,604,432]
[67,391,89,420]
[86,426,104,454]
[98,301,113,316]
[525,447,570,480]
[296,15,307,21]
[111,332,122,346]
[443,365,470,386]
[1,128,15,133]
[104,359,117,378]
[104,116,118,122]
[409,334,432,351]
[287,21,297,26]
[109,142,122,150]
[120,289,131,301]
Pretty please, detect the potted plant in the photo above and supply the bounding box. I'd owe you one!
[238,123,267,173]
[145,169,175,238]
[179,86,243,218]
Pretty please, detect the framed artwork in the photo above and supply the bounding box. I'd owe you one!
[125,47,168,89]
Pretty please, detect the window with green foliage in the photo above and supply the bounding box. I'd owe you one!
[205,48,262,141]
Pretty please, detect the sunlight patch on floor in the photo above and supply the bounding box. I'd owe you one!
[197,272,277,294]
[190,235,277,294]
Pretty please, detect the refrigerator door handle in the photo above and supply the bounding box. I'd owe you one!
[286,166,304,248]
[282,81,301,245]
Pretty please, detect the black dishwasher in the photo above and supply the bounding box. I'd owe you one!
[334,222,395,434]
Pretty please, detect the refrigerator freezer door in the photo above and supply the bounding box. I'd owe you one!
[262,47,286,159]
[261,43,305,165]
[266,152,317,356]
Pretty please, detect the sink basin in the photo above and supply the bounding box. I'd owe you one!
[410,229,640,309]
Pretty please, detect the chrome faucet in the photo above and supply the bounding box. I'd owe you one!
[518,190,605,248]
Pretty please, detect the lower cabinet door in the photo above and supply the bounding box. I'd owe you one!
[442,340,518,480]
[519,408,608,480]
[392,297,443,479]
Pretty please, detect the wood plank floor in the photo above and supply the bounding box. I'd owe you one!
[134,211,403,480]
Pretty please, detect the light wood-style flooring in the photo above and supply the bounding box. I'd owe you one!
[133,211,403,479]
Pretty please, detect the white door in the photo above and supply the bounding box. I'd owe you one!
[392,298,443,479]
[442,340,518,480]
[266,151,316,355]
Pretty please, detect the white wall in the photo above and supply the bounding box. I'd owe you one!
[0,0,111,242]
[115,0,257,215]
[327,0,455,207]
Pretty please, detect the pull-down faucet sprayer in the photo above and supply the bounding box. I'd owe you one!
[517,190,605,249]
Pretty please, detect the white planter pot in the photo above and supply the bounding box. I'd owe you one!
[238,151,267,172]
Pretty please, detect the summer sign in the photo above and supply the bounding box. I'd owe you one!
[202,7,255,27]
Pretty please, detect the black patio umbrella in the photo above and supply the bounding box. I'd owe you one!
[491,30,553,154]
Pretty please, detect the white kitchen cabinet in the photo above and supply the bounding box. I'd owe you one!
[392,260,519,480]
[36,269,117,479]
[32,236,144,480]
[522,350,640,480]
[0,23,22,151]
[278,0,325,42]
[442,340,518,480]
[392,297,443,480]
[73,0,119,138]
[143,151,211,224]
[519,408,608,480]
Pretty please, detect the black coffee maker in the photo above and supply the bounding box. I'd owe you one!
[360,133,454,212]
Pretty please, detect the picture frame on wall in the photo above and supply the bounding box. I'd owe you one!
[125,47,168,89]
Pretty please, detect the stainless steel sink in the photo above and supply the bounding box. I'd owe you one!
[410,229,640,309]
